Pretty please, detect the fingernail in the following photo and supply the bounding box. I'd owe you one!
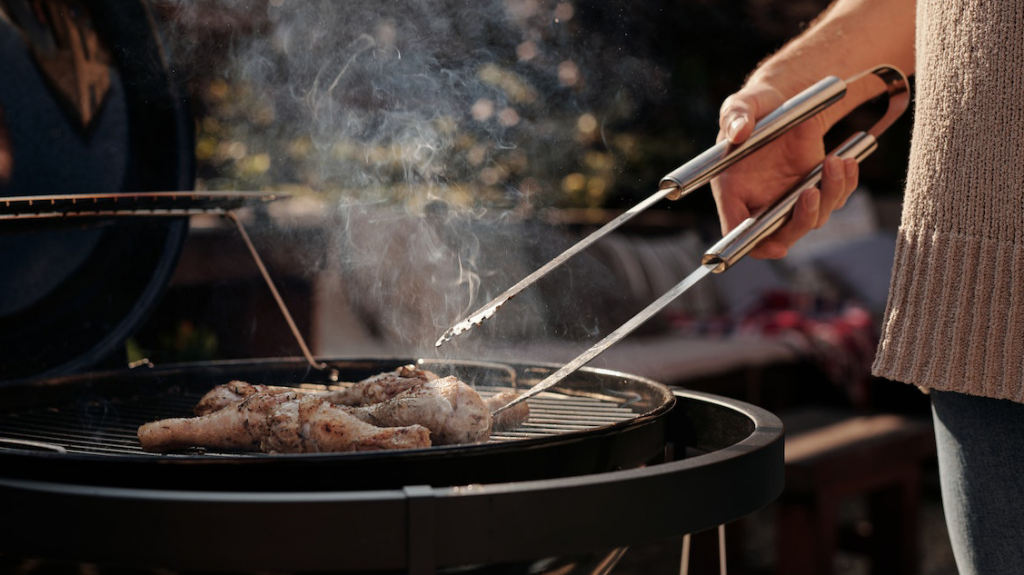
[725,115,746,142]
[804,187,820,211]
[827,155,843,179]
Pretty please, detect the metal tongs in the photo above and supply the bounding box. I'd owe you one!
[437,65,910,414]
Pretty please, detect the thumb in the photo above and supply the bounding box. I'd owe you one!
[718,84,788,144]
[719,94,754,144]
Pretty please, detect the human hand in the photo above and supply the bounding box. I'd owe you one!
[0,106,10,183]
[710,82,858,259]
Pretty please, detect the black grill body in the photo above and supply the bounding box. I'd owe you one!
[0,358,784,573]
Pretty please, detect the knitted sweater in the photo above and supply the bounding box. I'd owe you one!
[871,0,1024,402]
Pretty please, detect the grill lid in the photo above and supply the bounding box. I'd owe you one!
[0,0,193,381]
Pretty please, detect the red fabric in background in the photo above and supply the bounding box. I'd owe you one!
[666,290,878,406]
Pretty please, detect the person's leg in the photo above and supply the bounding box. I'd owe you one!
[931,389,1024,575]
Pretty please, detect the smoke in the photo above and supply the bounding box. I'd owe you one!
[156,0,669,356]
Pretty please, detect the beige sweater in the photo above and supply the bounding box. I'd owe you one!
[872,0,1024,402]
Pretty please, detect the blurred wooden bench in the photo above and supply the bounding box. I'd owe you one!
[776,407,936,575]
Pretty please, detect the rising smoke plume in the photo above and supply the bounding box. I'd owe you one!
[157,0,670,356]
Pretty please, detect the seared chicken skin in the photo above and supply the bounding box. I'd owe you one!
[325,364,438,406]
[138,391,431,453]
[347,376,492,444]
[192,365,437,416]
[263,395,431,453]
[193,379,273,416]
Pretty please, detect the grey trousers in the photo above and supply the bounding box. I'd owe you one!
[931,389,1024,575]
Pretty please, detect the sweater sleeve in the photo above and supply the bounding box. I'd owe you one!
[871,0,1024,402]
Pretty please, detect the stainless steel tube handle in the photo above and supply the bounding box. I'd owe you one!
[658,76,848,199]
[701,131,877,272]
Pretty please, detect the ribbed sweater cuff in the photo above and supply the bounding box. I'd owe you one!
[872,223,1024,403]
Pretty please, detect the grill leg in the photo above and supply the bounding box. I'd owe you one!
[680,533,691,575]
[680,525,728,575]
[589,547,629,575]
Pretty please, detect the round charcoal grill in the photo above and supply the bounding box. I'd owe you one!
[0,357,784,574]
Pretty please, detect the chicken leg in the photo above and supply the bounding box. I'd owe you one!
[347,376,492,444]
[139,391,431,453]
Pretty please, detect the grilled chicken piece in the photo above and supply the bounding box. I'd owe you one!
[193,380,275,416]
[263,395,432,453]
[484,391,531,431]
[138,391,431,453]
[347,376,492,444]
[323,364,438,406]
[175,368,490,448]
[192,365,437,416]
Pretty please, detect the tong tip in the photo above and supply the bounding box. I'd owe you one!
[433,327,462,348]
[490,393,526,416]
[433,300,507,348]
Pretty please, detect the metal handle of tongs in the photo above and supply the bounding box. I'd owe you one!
[702,65,910,272]
[657,75,845,197]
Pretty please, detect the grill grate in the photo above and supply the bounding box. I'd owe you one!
[0,384,639,456]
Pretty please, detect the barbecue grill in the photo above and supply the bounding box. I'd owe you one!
[0,357,783,574]
[0,2,784,573]
[0,209,786,575]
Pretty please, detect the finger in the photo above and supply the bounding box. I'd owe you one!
[712,186,754,236]
[816,155,847,228]
[834,158,859,209]
[718,95,755,144]
[751,186,820,259]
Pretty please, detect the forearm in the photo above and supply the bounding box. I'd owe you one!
[748,0,916,127]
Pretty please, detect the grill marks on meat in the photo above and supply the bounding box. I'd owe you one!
[138,391,431,453]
